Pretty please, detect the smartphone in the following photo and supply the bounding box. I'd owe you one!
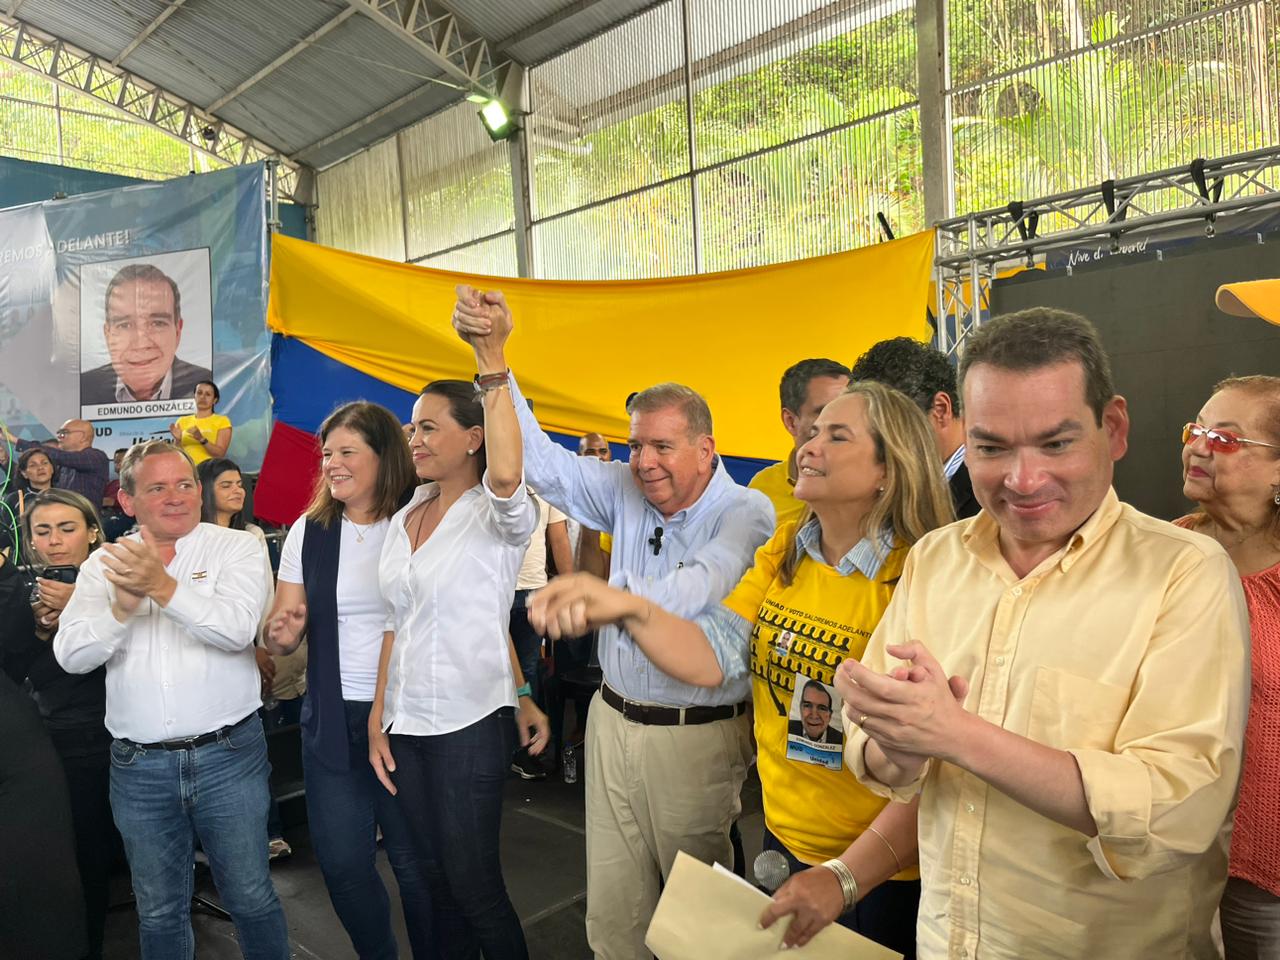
[41,565,79,585]
[27,564,78,605]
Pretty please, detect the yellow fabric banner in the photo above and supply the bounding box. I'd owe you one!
[267,231,935,461]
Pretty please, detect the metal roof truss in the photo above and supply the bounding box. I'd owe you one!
[935,146,1280,356]
[0,14,306,201]
[349,0,508,94]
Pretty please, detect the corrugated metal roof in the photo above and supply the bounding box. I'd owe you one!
[5,0,673,175]
[498,0,662,66]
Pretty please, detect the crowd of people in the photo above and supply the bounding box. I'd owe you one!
[0,292,1276,960]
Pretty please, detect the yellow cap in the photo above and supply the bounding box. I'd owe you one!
[1216,278,1280,326]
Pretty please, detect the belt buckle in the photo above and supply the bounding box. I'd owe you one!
[621,699,641,723]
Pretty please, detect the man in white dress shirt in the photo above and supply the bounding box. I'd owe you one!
[56,440,288,960]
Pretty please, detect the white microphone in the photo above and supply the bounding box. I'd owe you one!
[753,849,791,893]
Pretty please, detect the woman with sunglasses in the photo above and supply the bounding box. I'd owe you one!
[1176,375,1280,960]
[532,380,955,955]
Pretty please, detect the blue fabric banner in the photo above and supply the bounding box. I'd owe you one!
[0,165,270,468]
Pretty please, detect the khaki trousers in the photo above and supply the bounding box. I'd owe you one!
[584,690,752,960]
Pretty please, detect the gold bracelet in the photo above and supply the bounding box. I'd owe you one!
[866,825,903,873]
[820,858,859,911]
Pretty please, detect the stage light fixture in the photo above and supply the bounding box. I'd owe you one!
[478,98,519,142]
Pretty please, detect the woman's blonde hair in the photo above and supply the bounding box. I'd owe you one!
[780,379,956,585]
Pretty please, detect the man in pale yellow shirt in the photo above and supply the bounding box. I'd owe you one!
[838,307,1250,960]
[749,358,849,528]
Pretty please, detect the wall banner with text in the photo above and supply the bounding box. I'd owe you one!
[0,164,269,469]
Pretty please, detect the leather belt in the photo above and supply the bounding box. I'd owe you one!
[125,712,257,751]
[601,683,746,727]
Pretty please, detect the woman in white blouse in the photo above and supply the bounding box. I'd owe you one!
[264,402,435,958]
[369,296,546,959]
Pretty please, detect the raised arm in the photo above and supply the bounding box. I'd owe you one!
[458,286,522,498]
[41,444,109,477]
[452,290,621,532]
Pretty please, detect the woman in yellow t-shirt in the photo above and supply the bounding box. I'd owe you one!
[530,381,955,956]
[169,379,232,465]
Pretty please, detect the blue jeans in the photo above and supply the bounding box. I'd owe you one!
[303,698,435,960]
[510,590,543,705]
[389,708,528,960]
[109,714,289,960]
[762,827,918,960]
[262,696,303,842]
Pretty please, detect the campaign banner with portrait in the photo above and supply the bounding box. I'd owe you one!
[0,164,269,469]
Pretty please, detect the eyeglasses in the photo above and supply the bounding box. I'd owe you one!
[1182,423,1280,454]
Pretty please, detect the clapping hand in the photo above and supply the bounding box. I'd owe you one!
[100,527,174,619]
[835,641,970,767]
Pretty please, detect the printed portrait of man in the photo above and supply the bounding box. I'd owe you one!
[80,263,212,406]
[787,678,843,745]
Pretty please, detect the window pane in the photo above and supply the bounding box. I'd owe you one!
[533,180,694,280]
[400,102,514,261]
[419,233,519,278]
[699,107,924,271]
[528,1,690,220]
[315,139,405,262]
[690,0,919,164]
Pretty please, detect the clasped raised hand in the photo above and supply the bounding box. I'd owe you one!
[451,284,513,355]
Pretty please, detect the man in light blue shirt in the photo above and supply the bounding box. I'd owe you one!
[452,288,773,960]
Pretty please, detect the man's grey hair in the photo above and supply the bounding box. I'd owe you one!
[118,440,196,495]
[105,263,182,321]
[626,383,713,439]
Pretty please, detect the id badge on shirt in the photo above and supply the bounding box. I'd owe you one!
[783,670,844,771]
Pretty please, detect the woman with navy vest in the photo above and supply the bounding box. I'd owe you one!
[264,401,434,959]
[369,291,544,959]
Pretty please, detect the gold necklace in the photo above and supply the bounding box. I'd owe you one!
[344,514,374,543]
